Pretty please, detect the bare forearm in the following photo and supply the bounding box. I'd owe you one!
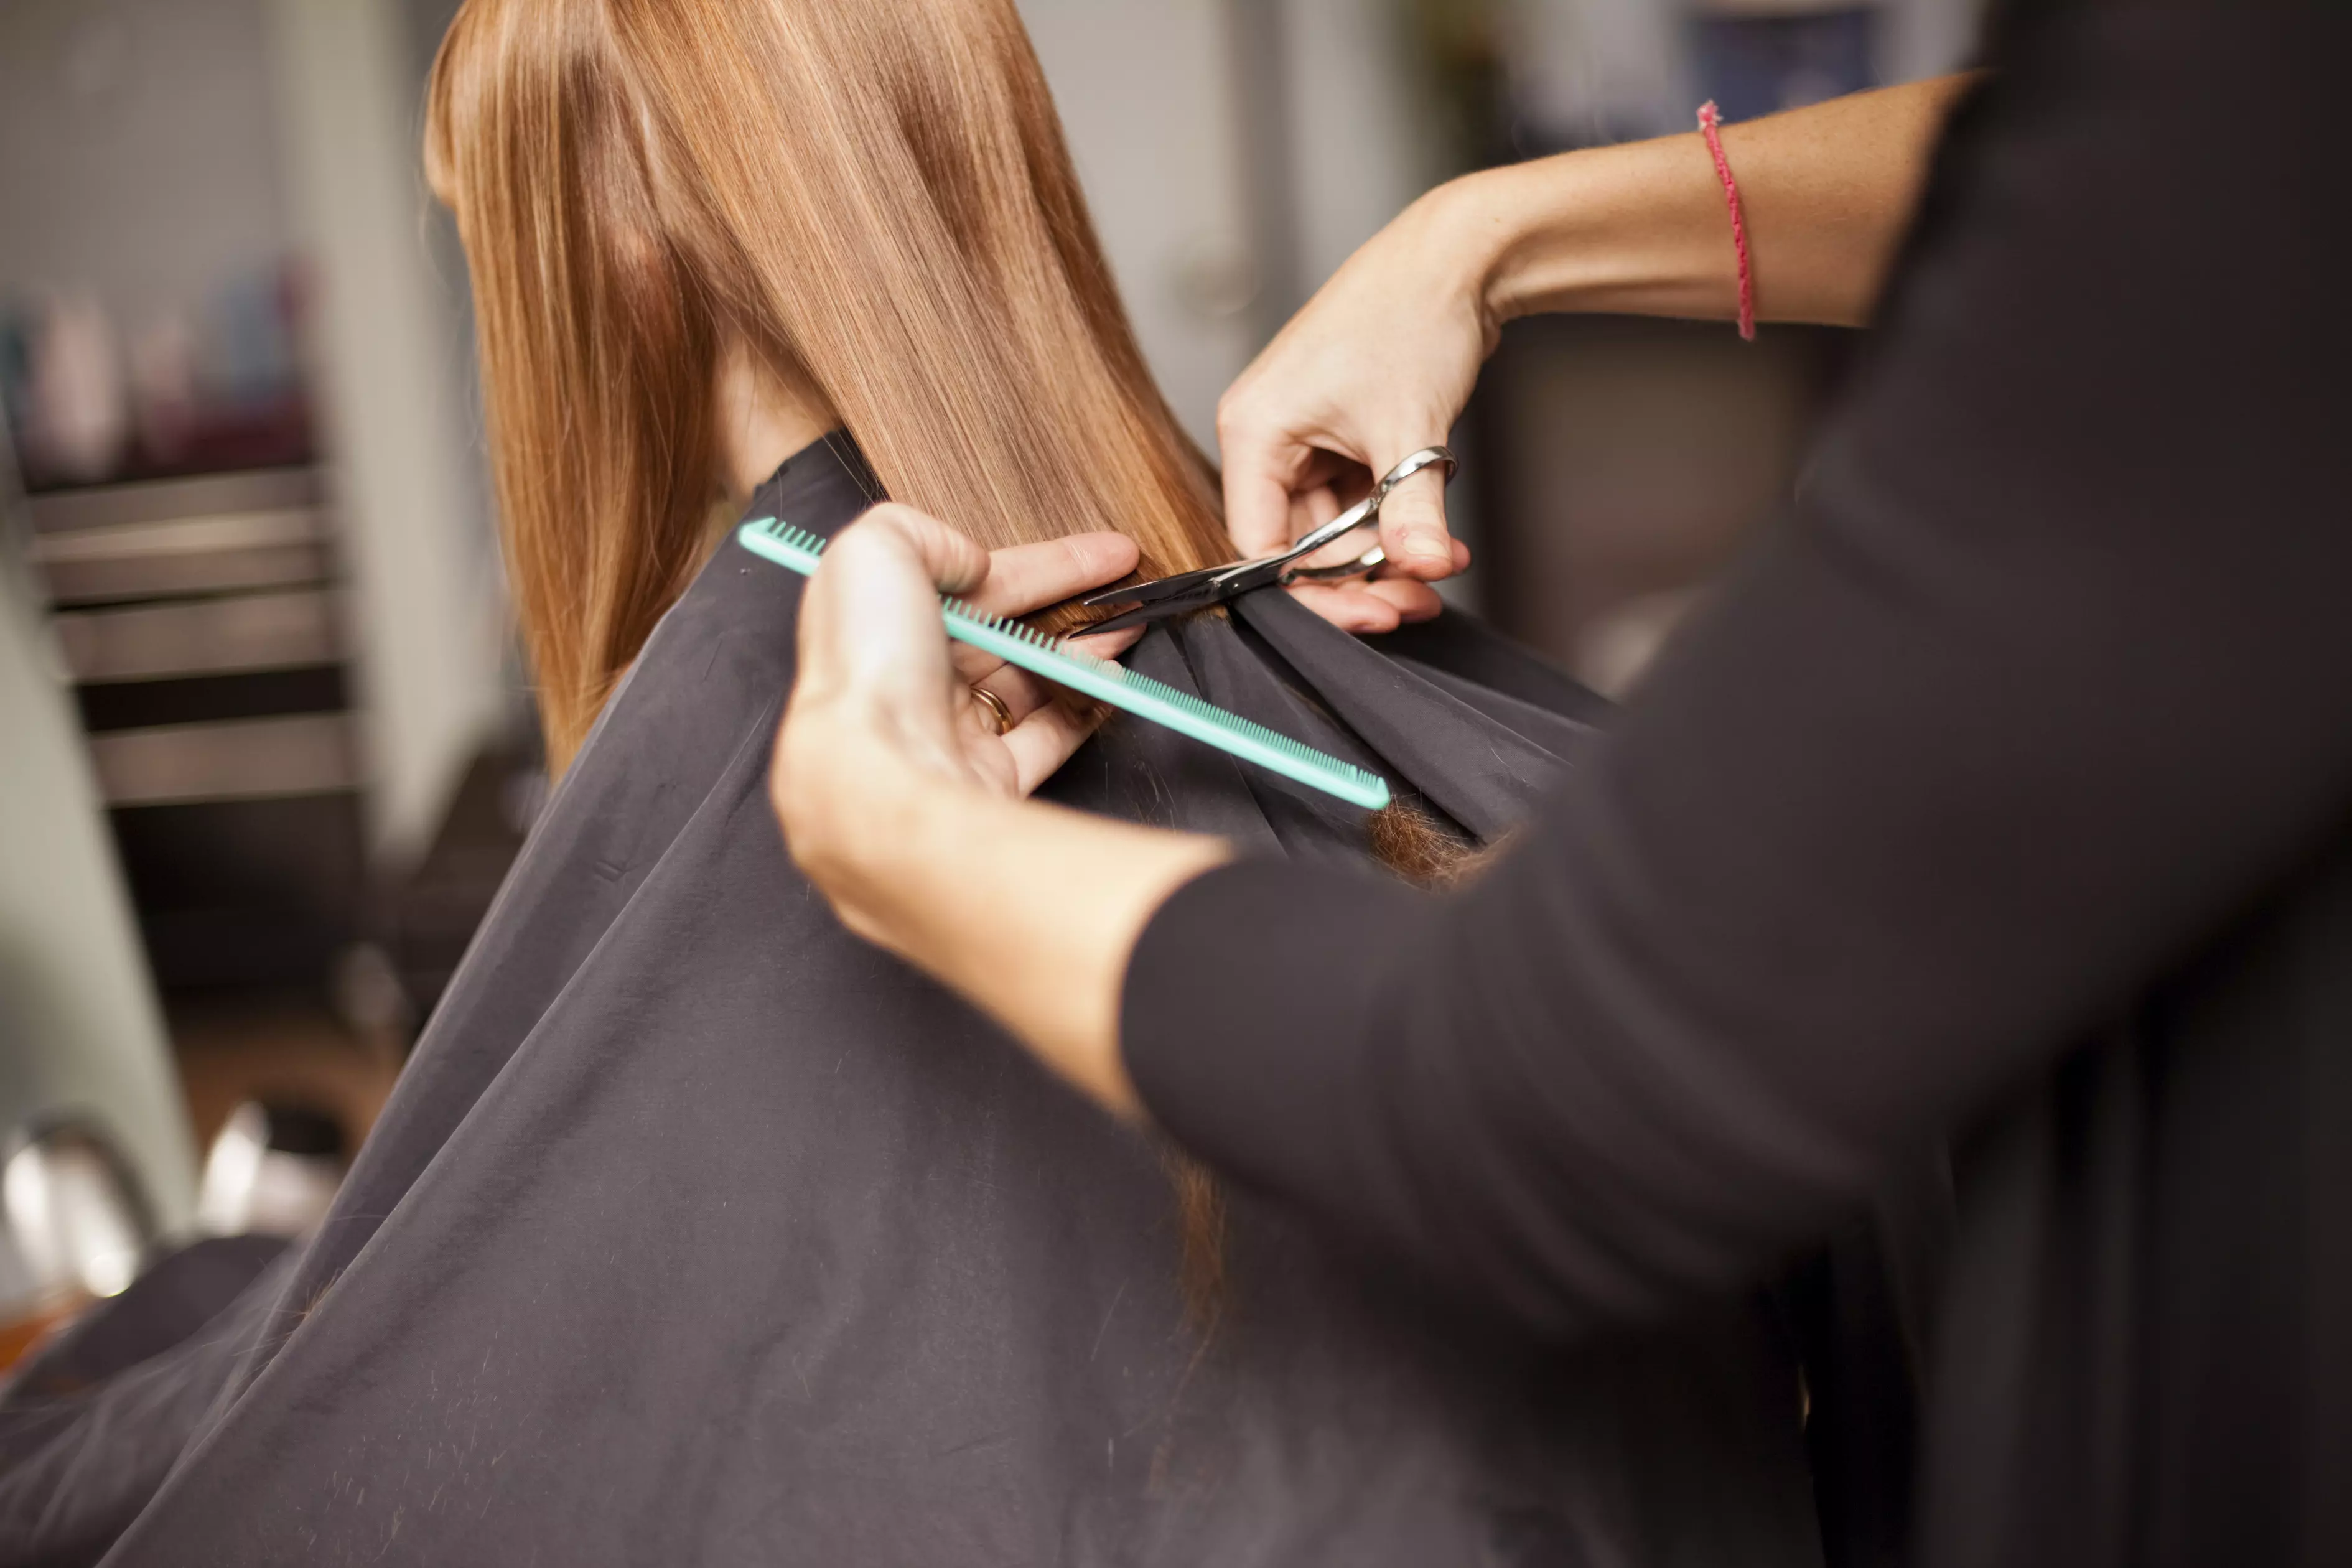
[1459,73,1981,329]
[786,728,1228,1118]
[765,508,1231,1118]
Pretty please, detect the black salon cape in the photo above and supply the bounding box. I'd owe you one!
[1,437,1822,1566]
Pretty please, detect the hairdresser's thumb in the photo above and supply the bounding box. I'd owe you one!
[1377,468,1456,582]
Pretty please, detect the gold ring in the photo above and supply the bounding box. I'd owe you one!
[970,684,1014,736]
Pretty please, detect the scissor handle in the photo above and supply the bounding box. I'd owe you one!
[1262,445,1455,585]
[1069,445,1458,624]
[1373,445,1457,505]
[1076,500,1373,611]
[1285,544,1387,584]
[1227,490,1380,582]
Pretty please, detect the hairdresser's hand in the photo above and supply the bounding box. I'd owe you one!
[780,506,1141,811]
[1218,182,1485,634]
[776,506,1146,949]
[773,505,1226,1112]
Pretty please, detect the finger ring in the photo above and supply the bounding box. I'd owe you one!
[970,684,1014,736]
[1373,445,1457,503]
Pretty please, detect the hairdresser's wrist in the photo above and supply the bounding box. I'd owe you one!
[1469,77,1986,332]
[783,709,1231,1119]
[892,785,1232,1121]
[774,704,960,945]
[1452,138,1736,328]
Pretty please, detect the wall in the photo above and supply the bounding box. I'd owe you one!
[2,0,506,869]
[1017,0,1258,449]
[0,0,292,329]
[263,0,505,868]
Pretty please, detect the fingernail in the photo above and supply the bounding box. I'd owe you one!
[1405,538,1450,564]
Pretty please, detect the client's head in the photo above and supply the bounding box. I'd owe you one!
[426,0,1229,768]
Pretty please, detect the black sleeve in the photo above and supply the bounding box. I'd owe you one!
[1121,0,2352,1337]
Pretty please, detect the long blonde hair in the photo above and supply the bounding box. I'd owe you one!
[425,0,1230,772]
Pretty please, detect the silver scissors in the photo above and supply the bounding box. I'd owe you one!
[1071,446,1457,636]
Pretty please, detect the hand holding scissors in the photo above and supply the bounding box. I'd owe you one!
[1075,446,1459,636]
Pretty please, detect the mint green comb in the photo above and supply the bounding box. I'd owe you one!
[737,518,1391,811]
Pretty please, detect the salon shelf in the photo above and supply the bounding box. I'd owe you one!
[24,467,320,534]
[24,467,330,609]
[12,460,387,994]
[76,666,349,735]
[30,506,330,606]
[83,714,358,807]
[14,460,370,992]
[51,589,342,683]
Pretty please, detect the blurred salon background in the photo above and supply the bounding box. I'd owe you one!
[0,0,1982,1357]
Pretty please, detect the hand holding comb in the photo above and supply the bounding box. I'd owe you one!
[736,518,1391,811]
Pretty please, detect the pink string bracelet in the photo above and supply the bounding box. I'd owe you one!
[1696,100,1756,340]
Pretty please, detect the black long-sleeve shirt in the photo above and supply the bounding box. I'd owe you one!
[1124,3,2352,1564]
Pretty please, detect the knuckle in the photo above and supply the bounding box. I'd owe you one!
[856,502,925,545]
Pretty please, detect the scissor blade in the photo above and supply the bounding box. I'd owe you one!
[1076,551,1302,632]
[1084,489,1384,611]
[1066,595,1212,637]
[1081,559,1248,610]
